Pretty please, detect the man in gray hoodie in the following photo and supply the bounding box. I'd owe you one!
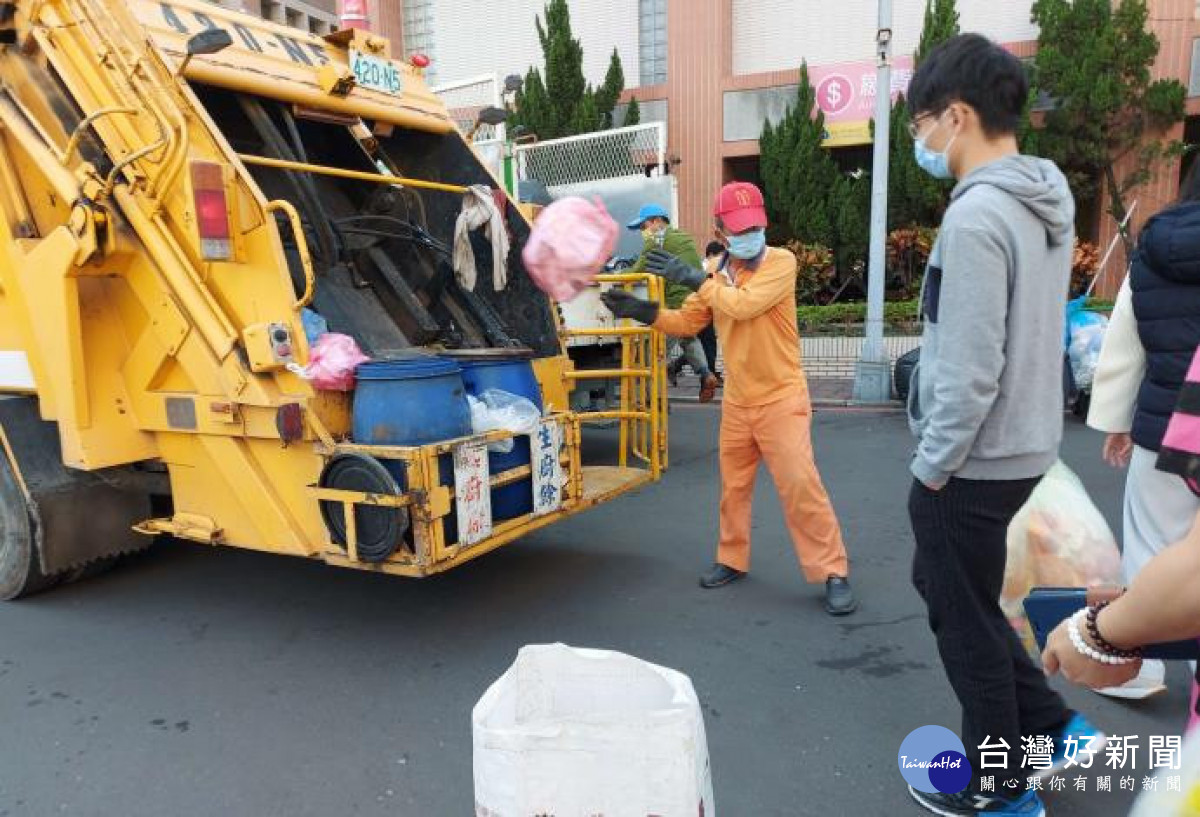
[904,35,1104,817]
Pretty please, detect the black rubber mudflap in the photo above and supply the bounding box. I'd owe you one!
[0,397,152,575]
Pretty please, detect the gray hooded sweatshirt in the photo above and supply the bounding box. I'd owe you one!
[908,155,1075,487]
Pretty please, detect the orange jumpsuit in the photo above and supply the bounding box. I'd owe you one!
[653,247,849,581]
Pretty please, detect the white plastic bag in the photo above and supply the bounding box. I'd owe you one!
[472,643,715,817]
[1068,320,1107,390]
[1002,461,1122,654]
[468,389,542,454]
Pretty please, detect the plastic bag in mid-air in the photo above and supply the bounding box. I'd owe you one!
[472,644,715,817]
[521,196,618,302]
[288,332,369,392]
[467,389,542,454]
[1002,461,1122,655]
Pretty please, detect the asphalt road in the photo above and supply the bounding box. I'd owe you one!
[0,407,1189,816]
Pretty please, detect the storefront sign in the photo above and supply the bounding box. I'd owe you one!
[811,56,915,147]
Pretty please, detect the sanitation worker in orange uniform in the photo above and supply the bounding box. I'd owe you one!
[602,182,856,615]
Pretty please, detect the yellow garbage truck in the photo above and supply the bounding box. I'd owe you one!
[0,0,666,598]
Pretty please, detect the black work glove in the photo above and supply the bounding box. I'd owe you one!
[601,289,660,325]
[645,249,707,291]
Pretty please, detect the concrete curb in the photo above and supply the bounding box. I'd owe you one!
[667,393,905,412]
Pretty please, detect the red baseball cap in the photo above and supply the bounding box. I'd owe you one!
[713,181,768,234]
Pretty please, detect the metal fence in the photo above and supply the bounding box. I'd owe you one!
[513,122,668,191]
[799,334,920,380]
[432,73,505,142]
[670,333,920,382]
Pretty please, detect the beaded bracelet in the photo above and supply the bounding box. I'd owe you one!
[1085,602,1143,660]
[1067,610,1138,666]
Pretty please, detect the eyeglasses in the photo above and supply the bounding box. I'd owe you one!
[906,109,945,141]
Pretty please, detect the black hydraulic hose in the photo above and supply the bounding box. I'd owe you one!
[333,215,452,256]
[237,97,337,265]
[278,104,346,261]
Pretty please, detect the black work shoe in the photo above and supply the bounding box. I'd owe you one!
[667,358,684,386]
[825,576,857,615]
[908,786,1045,816]
[699,563,745,589]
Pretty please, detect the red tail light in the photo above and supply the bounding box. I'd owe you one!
[190,161,232,261]
[410,54,430,68]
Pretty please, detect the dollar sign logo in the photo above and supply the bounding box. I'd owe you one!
[826,81,843,109]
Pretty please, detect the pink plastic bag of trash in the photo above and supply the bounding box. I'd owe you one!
[297,332,369,391]
[522,196,618,302]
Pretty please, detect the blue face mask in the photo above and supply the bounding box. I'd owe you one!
[727,229,766,260]
[913,117,957,180]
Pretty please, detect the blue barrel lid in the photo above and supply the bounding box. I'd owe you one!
[356,355,463,381]
[439,347,536,367]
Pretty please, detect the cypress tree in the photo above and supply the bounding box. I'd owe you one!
[758,62,838,247]
[624,96,641,127]
[510,1,627,138]
[832,171,872,279]
[915,0,961,67]
[1030,0,1185,244]
[570,87,601,134]
[887,0,959,230]
[595,49,626,129]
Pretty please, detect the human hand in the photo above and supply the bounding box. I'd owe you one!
[601,289,660,325]
[1041,618,1142,688]
[1102,433,1133,468]
[645,250,707,291]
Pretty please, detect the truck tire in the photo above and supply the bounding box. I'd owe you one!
[0,450,55,600]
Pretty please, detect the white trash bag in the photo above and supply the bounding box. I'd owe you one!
[1002,461,1122,655]
[468,389,542,454]
[472,643,716,817]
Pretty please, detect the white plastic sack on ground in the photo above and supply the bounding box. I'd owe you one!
[472,643,715,817]
[467,389,542,454]
[1002,461,1122,655]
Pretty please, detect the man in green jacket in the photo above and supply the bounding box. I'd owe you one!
[626,204,719,402]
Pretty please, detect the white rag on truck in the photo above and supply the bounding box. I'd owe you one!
[454,183,510,292]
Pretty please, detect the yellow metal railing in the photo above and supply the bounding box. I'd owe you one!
[265,199,316,310]
[307,414,584,576]
[561,271,668,477]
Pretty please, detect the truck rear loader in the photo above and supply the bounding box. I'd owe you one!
[0,0,667,599]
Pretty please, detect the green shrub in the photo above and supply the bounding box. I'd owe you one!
[797,300,920,332]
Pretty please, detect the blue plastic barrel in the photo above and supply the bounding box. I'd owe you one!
[352,356,472,488]
[352,355,473,547]
[442,350,544,519]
